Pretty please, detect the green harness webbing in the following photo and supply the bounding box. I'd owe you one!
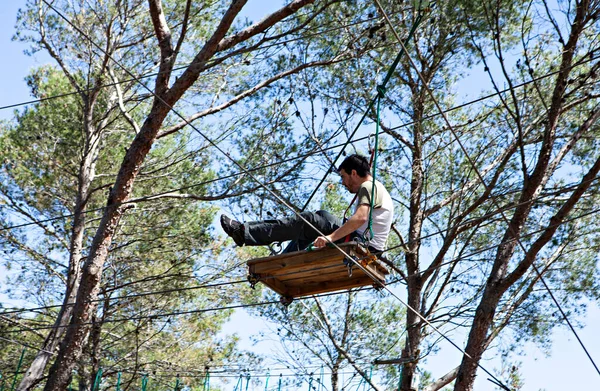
[319,366,324,391]
[328,11,427,247]
[116,372,121,391]
[141,374,149,391]
[301,10,427,212]
[92,368,103,391]
[202,371,210,391]
[364,86,385,243]
[9,349,25,391]
[233,374,243,391]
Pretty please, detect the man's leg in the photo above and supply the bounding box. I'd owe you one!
[281,210,342,252]
[243,210,341,248]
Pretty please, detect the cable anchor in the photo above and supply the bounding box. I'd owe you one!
[280,296,293,307]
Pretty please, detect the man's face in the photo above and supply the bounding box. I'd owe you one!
[339,168,360,194]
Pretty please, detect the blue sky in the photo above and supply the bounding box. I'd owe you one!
[0,2,599,390]
[0,2,52,122]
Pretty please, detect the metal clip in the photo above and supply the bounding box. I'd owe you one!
[247,273,259,289]
[344,257,354,277]
[280,296,293,307]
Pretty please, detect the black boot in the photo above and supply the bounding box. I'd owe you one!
[220,215,245,246]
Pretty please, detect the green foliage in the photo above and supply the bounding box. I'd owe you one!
[0,63,252,388]
[320,183,348,217]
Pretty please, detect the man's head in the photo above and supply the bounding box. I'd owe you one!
[338,154,371,193]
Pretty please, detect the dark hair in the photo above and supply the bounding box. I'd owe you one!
[338,154,371,177]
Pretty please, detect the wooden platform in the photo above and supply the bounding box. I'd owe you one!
[246,242,388,303]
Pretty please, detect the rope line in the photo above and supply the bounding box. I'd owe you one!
[2,174,599,320]
[0,9,415,113]
[0,285,380,334]
[300,10,427,212]
[1,65,597,235]
[4,199,599,337]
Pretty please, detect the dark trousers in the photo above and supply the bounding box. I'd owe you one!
[243,210,342,253]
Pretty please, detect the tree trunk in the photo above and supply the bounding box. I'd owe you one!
[331,361,341,391]
[453,284,503,391]
[453,2,592,389]
[77,359,89,391]
[400,76,428,391]
[42,93,173,391]
[17,108,98,391]
[400,278,424,391]
[88,316,102,391]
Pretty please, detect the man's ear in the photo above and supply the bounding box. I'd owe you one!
[351,169,358,177]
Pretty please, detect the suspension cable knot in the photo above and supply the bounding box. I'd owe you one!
[376,84,387,98]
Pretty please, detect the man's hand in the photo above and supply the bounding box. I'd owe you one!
[313,235,333,248]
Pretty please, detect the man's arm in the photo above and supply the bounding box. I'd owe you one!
[313,204,370,248]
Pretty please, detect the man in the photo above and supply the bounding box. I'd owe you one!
[221,154,393,253]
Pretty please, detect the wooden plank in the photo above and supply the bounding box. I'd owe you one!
[247,243,363,271]
[272,258,385,283]
[285,268,385,288]
[370,260,390,275]
[249,251,345,275]
[289,276,381,297]
[282,270,353,288]
[264,254,347,275]
[269,258,348,279]
[358,263,387,281]
[249,248,382,276]
[258,276,291,297]
[277,264,349,282]
[253,260,385,285]
[247,242,390,299]
[248,242,360,264]
[273,260,386,283]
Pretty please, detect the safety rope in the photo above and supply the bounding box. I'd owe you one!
[301,10,426,212]
[116,372,121,391]
[245,374,251,391]
[141,374,149,391]
[202,371,210,391]
[364,86,385,242]
[92,368,103,391]
[233,374,243,391]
